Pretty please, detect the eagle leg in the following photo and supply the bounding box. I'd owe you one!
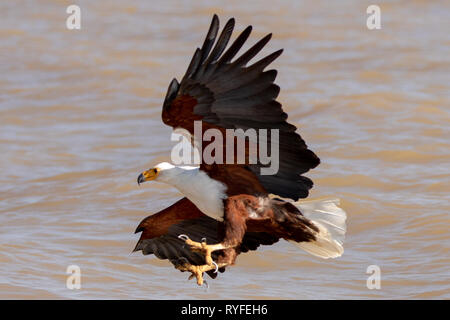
[178,234,234,268]
[175,260,228,286]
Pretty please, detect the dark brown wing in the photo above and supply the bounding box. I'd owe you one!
[134,197,279,278]
[161,15,320,201]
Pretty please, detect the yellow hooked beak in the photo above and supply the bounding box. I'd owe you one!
[137,167,159,185]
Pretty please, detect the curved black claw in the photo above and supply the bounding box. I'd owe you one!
[137,173,144,186]
[212,261,218,273]
[178,234,189,241]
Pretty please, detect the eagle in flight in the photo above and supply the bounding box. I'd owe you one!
[134,15,347,286]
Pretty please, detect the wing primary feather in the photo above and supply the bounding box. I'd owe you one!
[247,49,284,72]
[198,14,220,66]
[232,33,272,67]
[162,78,180,110]
[184,48,202,80]
[217,25,252,65]
[204,18,235,65]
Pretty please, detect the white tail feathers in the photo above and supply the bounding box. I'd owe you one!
[290,198,347,259]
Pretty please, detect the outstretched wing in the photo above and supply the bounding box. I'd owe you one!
[134,197,279,278]
[161,15,320,201]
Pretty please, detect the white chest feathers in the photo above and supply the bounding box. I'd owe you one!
[157,165,228,221]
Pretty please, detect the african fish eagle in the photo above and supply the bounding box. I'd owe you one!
[133,14,347,286]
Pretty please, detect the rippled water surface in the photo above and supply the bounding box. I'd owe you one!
[1,0,449,299]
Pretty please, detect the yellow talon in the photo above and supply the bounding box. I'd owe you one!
[176,261,226,286]
[179,235,215,267]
